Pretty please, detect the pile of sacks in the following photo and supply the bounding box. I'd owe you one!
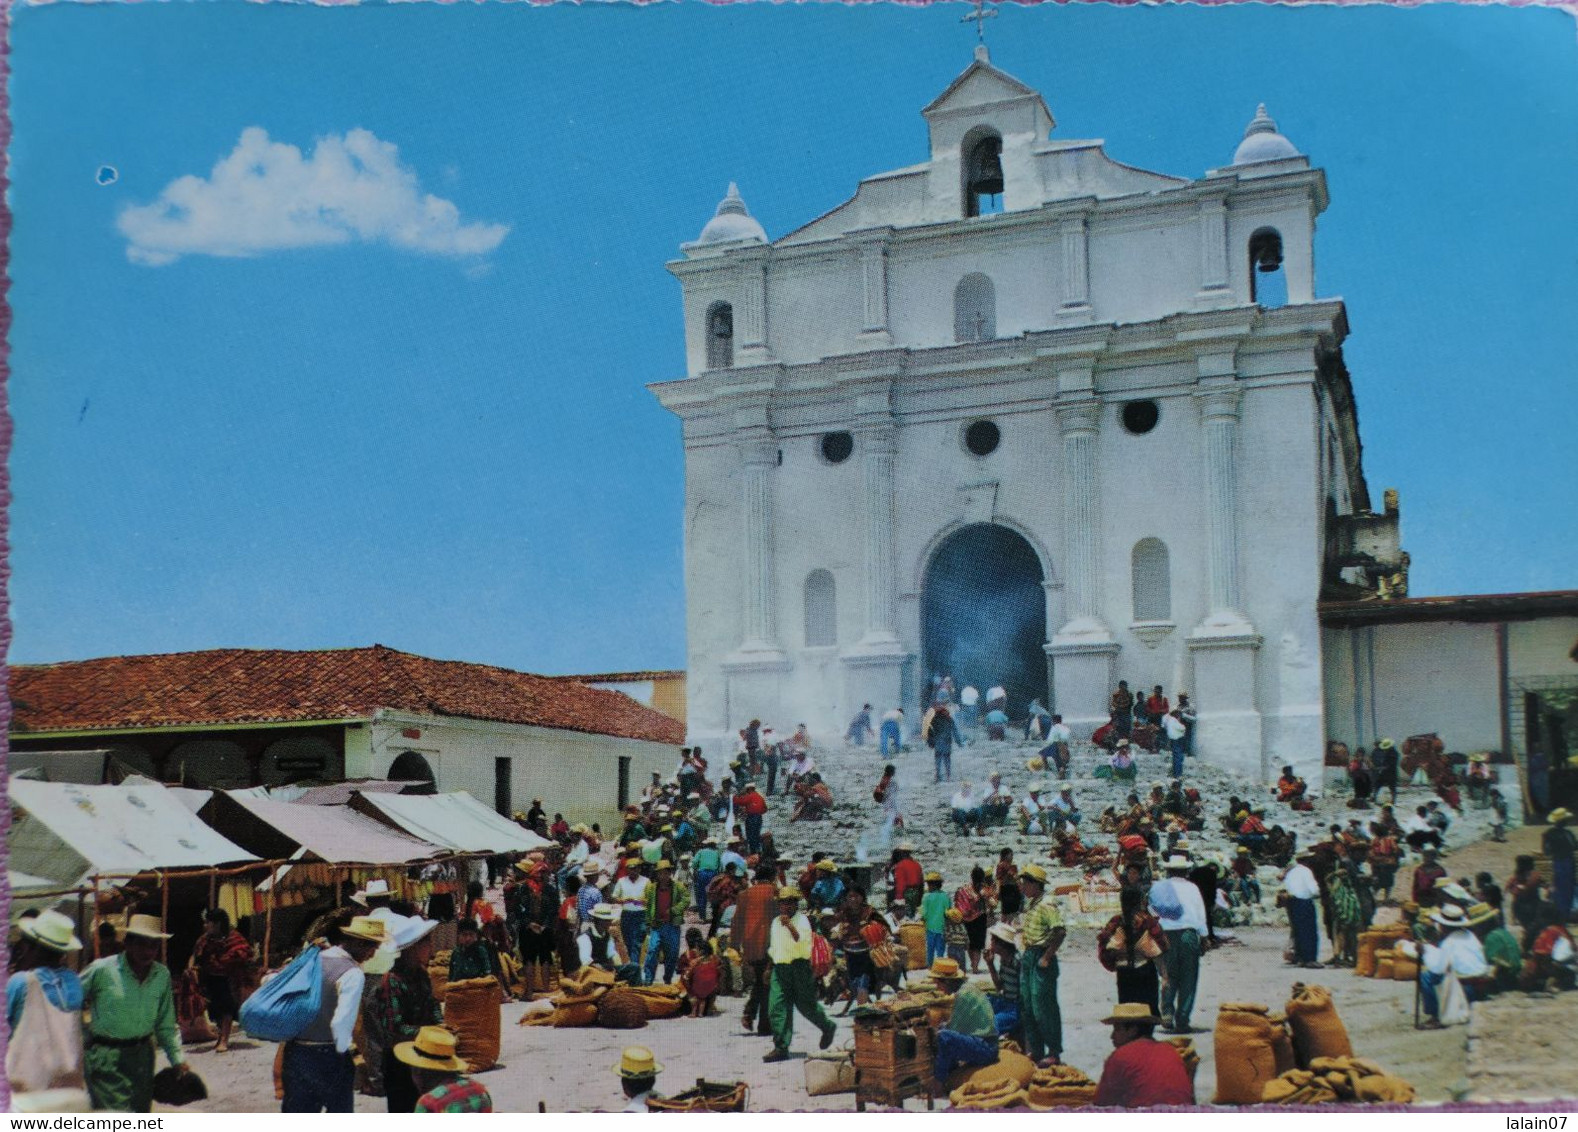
[1355,923,1415,980]
[518,969,686,1029]
[1023,1063,1098,1110]
[443,977,502,1072]
[1261,1057,1417,1105]
[1212,984,1416,1106]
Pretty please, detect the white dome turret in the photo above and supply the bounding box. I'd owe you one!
[1233,105,1301,165]
[694,182,767,246]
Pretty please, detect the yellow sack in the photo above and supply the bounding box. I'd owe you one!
[949,1077,1024,1110]
[443,977,502,1072]
[1268,1015,1297,1076]
[945,1049,1036,1093]
[1391,956,1419,981]
[1355,1075,1416,1104]
[1212,1005,1281,1105]
[899,923,928,971]
[1285,985,1353,1067]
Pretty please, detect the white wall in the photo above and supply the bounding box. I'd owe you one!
[346,713,677,831]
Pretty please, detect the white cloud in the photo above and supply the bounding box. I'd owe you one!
[118,127,509,267]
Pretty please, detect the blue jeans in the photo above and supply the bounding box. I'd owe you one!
[745,813,764,854]
[694,870,716,919]
[934,753,952,782]
[620,910,647,978]
[926,930,946,965]
[1171,738,1188,778]
[934,1029,997,1084]
[281,1044,355,1113]
[880,720,902,756]
[644,922,682,985]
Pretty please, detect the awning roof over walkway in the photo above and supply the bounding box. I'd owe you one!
[202,791,442,865]
[349,790,550,855]
[8,777,258,887]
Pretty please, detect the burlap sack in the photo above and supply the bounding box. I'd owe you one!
[1212,1005,1280,1104]
[630,985,684,1020]
[1391,956,1419,981]
[899,923,928,971]
[443,977,502,1071]
[945,1049,1036,1093]
[1285,985,1353,1066]
[948,1077,1024,1110]
[1268,1014,1296,1075]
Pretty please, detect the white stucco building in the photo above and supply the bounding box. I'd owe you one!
[651,47,1368,785]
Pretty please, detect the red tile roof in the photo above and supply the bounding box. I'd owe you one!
[553,670,685,684]
[10,645,686,746]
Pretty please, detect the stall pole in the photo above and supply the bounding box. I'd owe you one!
[160,870,171,963]
[263,864,276,969]
[90,874,103,960]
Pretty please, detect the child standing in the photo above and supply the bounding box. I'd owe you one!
[677,928,720,1018]
[943,908,969,966]
[921,872,950,966]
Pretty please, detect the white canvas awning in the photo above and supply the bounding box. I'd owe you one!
[7,776,259,887]
[204,791,443,865]
[349,790,550,855]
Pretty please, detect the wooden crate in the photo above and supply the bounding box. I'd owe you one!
[852,1013,937,1111]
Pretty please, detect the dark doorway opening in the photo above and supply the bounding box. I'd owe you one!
[388,749,437,794]
[618,756,632,810]
[921,523,1047,716]
[494,757,512,817]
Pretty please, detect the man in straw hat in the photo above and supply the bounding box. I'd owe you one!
[1542,807,1575,920]
[580,904,640,983]
[614,1046,665,1111]
[643,859,691,985]
[395,1025,492,1112]
[1371,737,1400,805]
[1419,903,1489,1028]
[366,913,443,1112]
[1148,855,1207,1033]
[280,913,387,1113]
[1091,1003,1194,1107]
[928,958,999,1085]
[761,887,837,1063]
[78,913,190,1112]
[350,878,393,910]
[1016,864,1065,1067]
[6,910,87,1096]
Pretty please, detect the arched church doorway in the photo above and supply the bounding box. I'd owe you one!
[921,523,1047,716]
[388,749,437,794]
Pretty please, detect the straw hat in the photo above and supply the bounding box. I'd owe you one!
[1237,847,1251,855]
[1465,902,1498,927]
[1377,738,1395,750]
[20,910,83,953]
[817,860,839,873]
[624,857,642,868]
[339,916,389,944]
[945,907,963,924]
[655,860,674,872]
[895,841,916,854]
[591,903,618,922]
[123,914,172,941]
[394,1026,468,1073]
[929,957,963,981]
[923,870,943,882]
[1468,752,1490,764]
[1549,807,1573,824]
[572,822,591,835]
[581,860,605,878]
[776,887,802,902]
[349,878,391,907]
[1102,1002,1162,1026]
[1430,904,1470,930]
[387,914,439,950]
[1025,758,1046,772]
[1018,864,1049,885]
[1163,855,1192,873]
[614,1046,663,1079]
[987,923,1019,949]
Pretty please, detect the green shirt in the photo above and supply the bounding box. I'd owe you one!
[693,848,722,872]
[448,940,500,982]
[922,890,952,932]
[81,954,183,1066]
[1021,894,1065,949]
[947,983,997,1041]
[1482,927,1521,975]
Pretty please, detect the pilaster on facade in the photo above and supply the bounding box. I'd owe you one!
[1051,397,1113,648]
[1193,196,1235,310]
[853,423,903,652]
[855,232,894,348]
[1054,215,1093,325]
[735,251,775,365]
[1191,380,1260,642]
[731,429,787,664]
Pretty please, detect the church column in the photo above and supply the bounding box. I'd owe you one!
[1193,196,1233,309]
[1055,215,1092,323]
[739,433,779,650]
[1188,378,1263,779]
[1199,386,1247,620]
[857,235,893,346]
[861,426,899,642]
[1048,396,1117,725]
[736,252,772,363]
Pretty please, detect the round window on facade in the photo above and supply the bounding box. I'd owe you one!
[964,419,1001,457]
[1122,400,1160,435]
[819,431,854,464]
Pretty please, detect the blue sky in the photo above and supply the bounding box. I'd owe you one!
[7,1,1577,674]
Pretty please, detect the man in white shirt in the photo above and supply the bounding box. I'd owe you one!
[612,866,651,979]
[880,708,906,757]
[1147,857,1208,1034]
[1019,784,1052,836]
[1163,710,1190,778]
[1042,714,1074,779]
[959,686,981,731]
[1281,857,1322,967]
[281,915,385,1113]
[1420,904,1488,1028]
[981,772,1013,827]
[985,684,1007,712]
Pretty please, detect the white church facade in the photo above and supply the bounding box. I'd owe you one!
[649,48,1567,791]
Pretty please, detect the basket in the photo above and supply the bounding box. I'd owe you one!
[647,1078,748,1113]
[597,988,650,1030]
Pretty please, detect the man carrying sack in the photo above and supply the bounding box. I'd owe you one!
[6,910,87,1097]
[80,914,193,1112]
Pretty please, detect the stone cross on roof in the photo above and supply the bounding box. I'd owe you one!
[961,0,997,47]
